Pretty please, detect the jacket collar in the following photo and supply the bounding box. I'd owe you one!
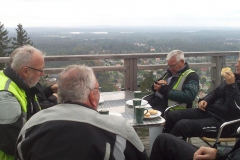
[3,66,30,93]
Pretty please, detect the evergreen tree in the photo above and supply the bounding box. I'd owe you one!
[0,22,12,69]
[12,24,33,49]
[139,71,155,94]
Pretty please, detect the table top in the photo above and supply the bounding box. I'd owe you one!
[98,91,165,127]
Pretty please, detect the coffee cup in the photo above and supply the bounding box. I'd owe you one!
[133,98,142,107]
[134,91,142,99]
[135,106,148,124]
[98,110,109,115]
[132,98,142,121]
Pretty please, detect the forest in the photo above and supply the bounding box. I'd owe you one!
[1,24,240,92]
[5,26,240,56]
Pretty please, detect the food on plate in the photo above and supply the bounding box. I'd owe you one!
[144,110,151,117]
[148,109,158,115]
[221,67,232,76]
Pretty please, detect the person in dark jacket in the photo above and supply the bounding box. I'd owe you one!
[8,48,58,109]
[164,57,240,139]
[150,133,240,160]
[0,45,45,160]
[15,65,148,160]
[34,82,58,109]
[148,50,199,113]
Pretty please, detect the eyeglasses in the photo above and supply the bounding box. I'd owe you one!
[25,66,44,73]
[91,87,101,92]
[168,61,179,69]
[93,87,100,91]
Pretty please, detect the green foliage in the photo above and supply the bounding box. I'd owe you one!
[95,71,118,92]
[139,71,155,94]
[12,24,33,49]
[0,22,12,69]
[200,75,207,85]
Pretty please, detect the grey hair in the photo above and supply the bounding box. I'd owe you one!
[57,65,96,103]
[9,48,20,65]
[166,50,185,63]
[11,45,45,71]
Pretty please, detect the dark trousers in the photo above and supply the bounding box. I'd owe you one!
[150,133,198,160]
[164,108,225,139]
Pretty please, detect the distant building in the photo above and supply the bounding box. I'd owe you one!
[150,46,155,52]
[155,58,160,62]
[134,43,146,47]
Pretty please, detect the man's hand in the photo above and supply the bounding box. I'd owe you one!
[193,146,217,160]
[51,83,58,93]
[198,100,208,111]
[222,71,235,85]
[52,93,58,99]
[153,80,167,91]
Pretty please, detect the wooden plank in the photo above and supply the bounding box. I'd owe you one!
[124,59,130,91]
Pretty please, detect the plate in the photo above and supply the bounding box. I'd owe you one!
[144,111,161,119]
[143,104,152,108]
[109,112,122,117]
[99,95,104,104]
[126,99,148,106]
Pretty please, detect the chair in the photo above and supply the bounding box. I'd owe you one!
[157,96,240,147]
[163,103,181,118]
[200,118,240,147]
[142,93,196,143]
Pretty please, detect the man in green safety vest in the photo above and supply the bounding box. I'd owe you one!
[0,45,45,160]
[148,50,199,114]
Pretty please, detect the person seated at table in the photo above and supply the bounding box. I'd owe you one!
[15,65,149,160]
[0,45,44,160]
[150,133,240,160]
[9,48,58,109]
[164,57,240,140]
[147,50,199,113]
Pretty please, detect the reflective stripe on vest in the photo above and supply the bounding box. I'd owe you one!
[0,71,28,113]
[168,69,195,110]
[0,71,27,160]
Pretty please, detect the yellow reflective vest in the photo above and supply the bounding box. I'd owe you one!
[0,71,39,160]
[166,69,196,110]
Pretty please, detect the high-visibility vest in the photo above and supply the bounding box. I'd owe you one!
[167,69,195,110]
[0,71,39,160]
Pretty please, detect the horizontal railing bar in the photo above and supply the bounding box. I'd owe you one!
[44,66,126,74]
[0,51,239,63]
[43,62,237,74]
[138,63,217,70]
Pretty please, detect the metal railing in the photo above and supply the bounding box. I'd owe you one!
[0,51,239,91]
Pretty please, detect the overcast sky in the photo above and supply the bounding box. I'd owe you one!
[1,0,240,28]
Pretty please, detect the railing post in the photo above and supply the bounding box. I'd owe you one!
[124,58,138,91]
[210,55,225,91]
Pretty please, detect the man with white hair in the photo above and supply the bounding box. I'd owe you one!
[0,45,45,160]
[147,50,199,114]
[16,65,148,160]
[164,57,240,140]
